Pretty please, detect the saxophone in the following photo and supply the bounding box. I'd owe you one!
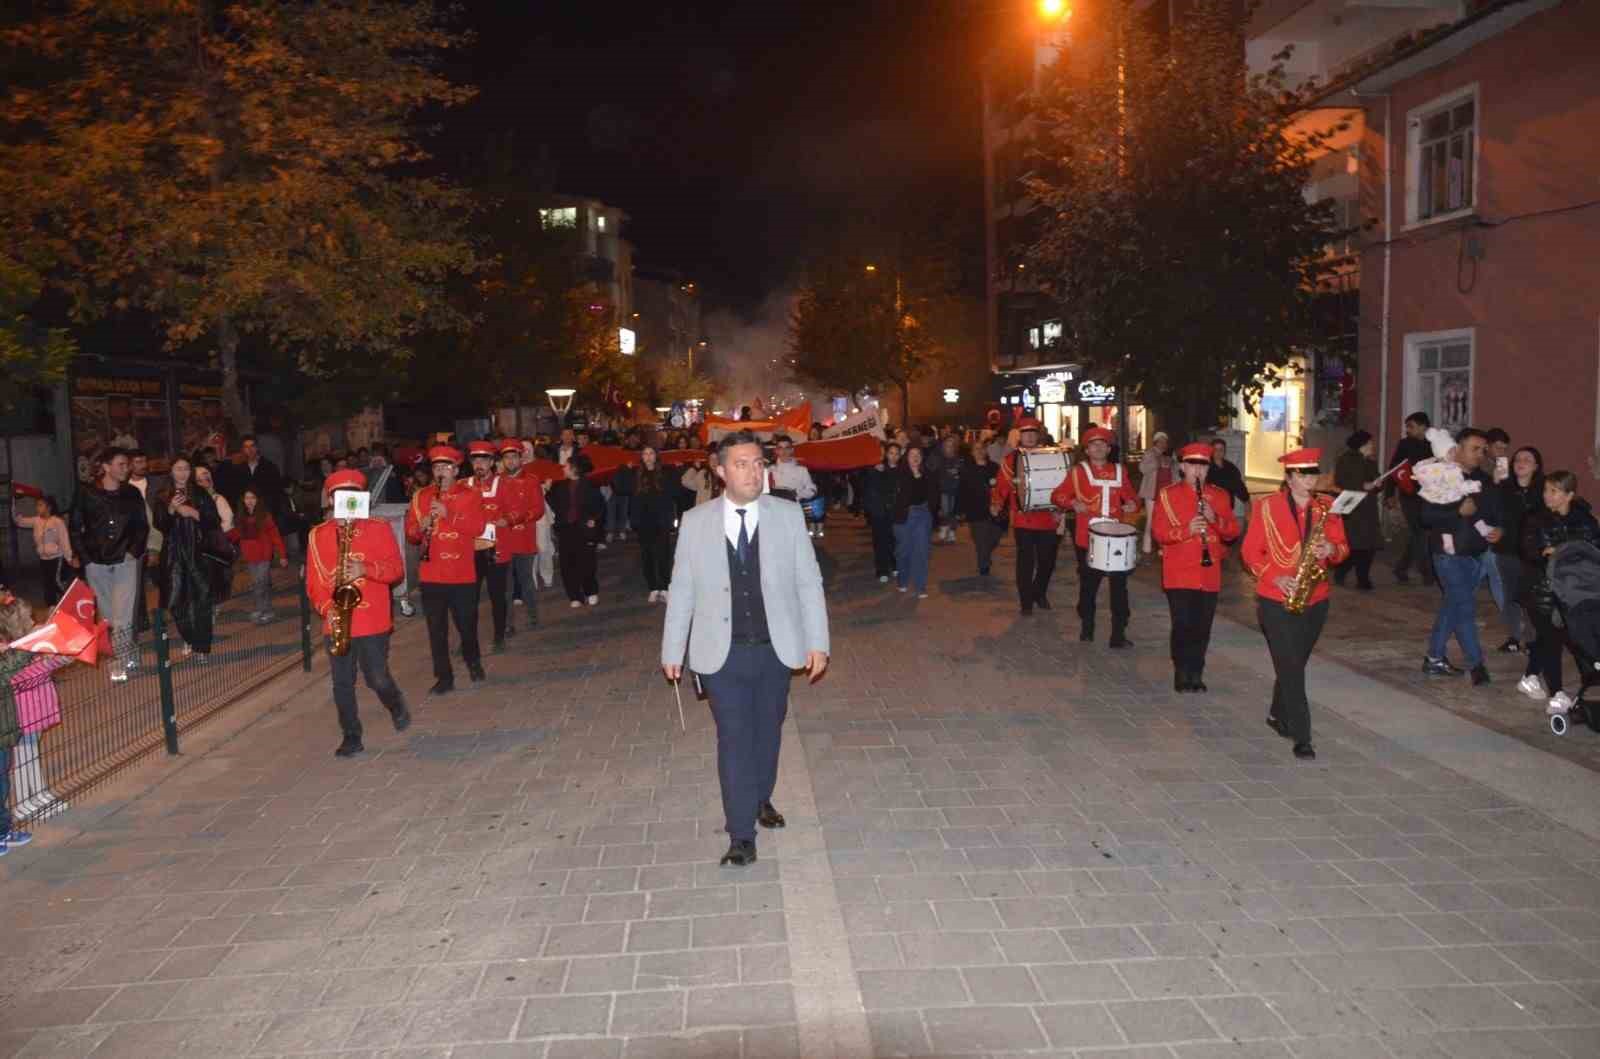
[1285,502,1330,614]
[329,518,362,656]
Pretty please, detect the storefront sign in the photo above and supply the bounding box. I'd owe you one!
[618,327,636,355]
[1037,379,1067,403]
[1076,380,1116,405]
[942,388,960,404]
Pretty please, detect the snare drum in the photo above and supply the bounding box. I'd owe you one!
[1087,519,1139,573]
[1017,448,1071,512]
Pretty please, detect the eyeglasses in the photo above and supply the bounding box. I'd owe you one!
[1287,467,1320,477]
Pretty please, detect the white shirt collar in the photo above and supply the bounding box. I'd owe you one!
[722,494,759,547]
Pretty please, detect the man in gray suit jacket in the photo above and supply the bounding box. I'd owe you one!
[661,430,829,866]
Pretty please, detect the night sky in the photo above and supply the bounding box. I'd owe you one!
[443,0,1002,310]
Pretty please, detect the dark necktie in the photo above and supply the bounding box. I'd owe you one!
[736,508,750,567]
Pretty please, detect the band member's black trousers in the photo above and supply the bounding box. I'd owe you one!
[556,525,599,600]
[1166,589,1218,676]
[868,516,896,578]
[1076,552,1130,633]
[331,631,405,738]
[475,549,509,640]
[1258,598,1328,745]
[700,642,790,843]
[1014,528,1060,606]
[972,520,1004,575]
[421,581,480,683]
[638,527,672,592]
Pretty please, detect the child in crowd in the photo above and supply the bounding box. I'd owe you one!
[1412,427,1482,554]
[236,488,288,624]
[12,495,73,607]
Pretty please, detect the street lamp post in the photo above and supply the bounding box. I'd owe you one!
[545,388,576,427]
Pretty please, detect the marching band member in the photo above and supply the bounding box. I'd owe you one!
[989,417,1060,615]
[498,439,545,630]
[1152,443,1240,692]
[1051,427,1141,646]
[307,469,410,758]
[405,445,487,694]
[1241,448,1349,760]
[467,440,515,652]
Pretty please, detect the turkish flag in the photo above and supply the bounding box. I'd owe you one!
[7,578,114,666]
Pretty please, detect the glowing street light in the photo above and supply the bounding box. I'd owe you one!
[545,387,576,417]
[864,263,877,273]
[1038,0,1071,22]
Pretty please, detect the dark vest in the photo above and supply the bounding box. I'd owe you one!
[727,526,770,645]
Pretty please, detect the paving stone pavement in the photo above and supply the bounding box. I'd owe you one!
[3,515,1600,1058]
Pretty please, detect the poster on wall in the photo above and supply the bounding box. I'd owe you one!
[1259,395,1288,432]
[176,382,234,460]
[69,375,173,480]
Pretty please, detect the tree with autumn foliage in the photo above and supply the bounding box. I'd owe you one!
[1024,0,1351,441]
[0,253,75,415]
[0,0,482,433]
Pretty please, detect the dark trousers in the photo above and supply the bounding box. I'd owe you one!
[700,642,791,842]
[1526,607,1582,695]
[1258,597,1328,745]
[868,515,896,578]
[1014,527,1060,606]
[508,553,538,626]
[556,524,598,601]
[1076,551,1130,634]
[331,631,405,738]
[1394,498,1434,583]
[37,557,67,607]
[639,527,672,592]
[1335,548,1376,588]
[1166,589,1218,676]
[971,520,1004,575]
[421,581,480,682]
[475,549,509,640]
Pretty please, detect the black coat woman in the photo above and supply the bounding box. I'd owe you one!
[153,457,222,658]
[1495,446,1543,653]
[630,446,678,602]
[548,454,606,606]
[1517,469,1600,709]
[1332,431,1381,590]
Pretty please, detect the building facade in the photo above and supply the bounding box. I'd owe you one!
[537,197,635,324]
[631,269,702,368]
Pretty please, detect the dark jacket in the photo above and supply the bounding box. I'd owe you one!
[224,457,286,516]
[892,466,940,525]
[1209,458,1249,509]
[1520,499,1600,616]
[610,465,637,498]
[935,449,963,497]
[1496,476,1543,557]
[1420,467,1502,558]
[1386,436,1432,501]
[958,458,1001,523]
[548,478,605,539]
[1334,450,1381,551]
[68,481,150,566]
[152,486,223,611]
[628,466,677,534]
[862,463,900,522]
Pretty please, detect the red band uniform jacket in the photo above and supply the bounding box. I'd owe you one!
[1050,461,1142,550]
[990,450,1059,532]
[307,518,403,637]
[1240,491,1350,607]
[498,469,545,557]
[405,481,487,585]
[1151,481,1240,592]
[473,473,528,565]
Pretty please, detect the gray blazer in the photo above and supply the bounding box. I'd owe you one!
[660,494,829,674]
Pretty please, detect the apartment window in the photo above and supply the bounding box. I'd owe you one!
[1041,320,1063,349]
[1406,329,1474,435]
[595,213,608,233]
[539,207,577,229]
[1407,86,1477,225]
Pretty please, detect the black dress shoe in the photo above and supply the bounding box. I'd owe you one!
[468,662,486,683]
[1174,672,1190,692]
[1422,656,1460,676]
[429,678,454,696]
[1035,595,1051,611]
[491,638,505,655]
[334,735,364,759]
[1293,742,1316,760]
[1108,634,1132,649]
[1079,626,1094,642]
[1192,676,1208,693]
[1020,604,1034,616]
[719,840,757,867]
[1266,714,1293,740]
[389,705,412,733]
[758,802,786,829]
[1471,664,1491,686]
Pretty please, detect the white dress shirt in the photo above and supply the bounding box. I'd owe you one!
[768,459,817,500]
[722,495,760,549]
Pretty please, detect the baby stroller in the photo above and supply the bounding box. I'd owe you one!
[1547,540,1600,735]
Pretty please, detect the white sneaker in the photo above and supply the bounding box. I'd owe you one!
[897,586,908,593]
[569,600,582,609]
[816,526,825,538]
[879,575,889,584]
[1548,691,1575,715]
[596,542,607,551]
[647,591,658,603]
[917,592,929,599]
[1517,674,1548,700]
[586,595,599,606]
[658,591,668,603]
[110,669,129,684]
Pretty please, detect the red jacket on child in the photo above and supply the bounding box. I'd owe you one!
[236,514,286,564]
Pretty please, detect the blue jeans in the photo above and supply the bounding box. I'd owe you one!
[1430,553,1486,667]
[606,493,630,535]
[894,505,933,592]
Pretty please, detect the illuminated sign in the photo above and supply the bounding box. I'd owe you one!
[942,388,960,404]
[618,327,636,355]
[1037,379,1066,403]
[1077,380,1116,404]
[1041,320,1063,347]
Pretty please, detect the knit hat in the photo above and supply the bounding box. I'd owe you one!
[1426,427,1456,460]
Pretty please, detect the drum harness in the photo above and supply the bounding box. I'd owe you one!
[1079,461,1125,524]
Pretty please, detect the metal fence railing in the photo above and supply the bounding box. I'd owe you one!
[3,561,318,834]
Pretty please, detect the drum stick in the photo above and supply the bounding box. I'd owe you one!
[671,677,687,731]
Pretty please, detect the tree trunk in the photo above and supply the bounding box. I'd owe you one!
[217,315,255,439]
[898,379,911,426]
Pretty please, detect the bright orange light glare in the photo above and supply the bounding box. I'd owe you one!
[1037,0,1071,21]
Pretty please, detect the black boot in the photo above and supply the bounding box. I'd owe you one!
[1174,670,1191,692]
[719,839,757,867]
[429,678,454,696]
[388,700,412,733]
[334,733,364,758]
[1108,629,1132,649]
[1191,671,1208,693]
[1079,622,1094,643]
[468,662,486,683]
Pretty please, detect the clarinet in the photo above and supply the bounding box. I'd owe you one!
[1196,480,1213,568]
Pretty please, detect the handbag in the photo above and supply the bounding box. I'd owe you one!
[199,526,238,567]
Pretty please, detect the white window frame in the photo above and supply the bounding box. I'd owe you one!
[1403,327,1476,434]
[1404,83,1479,230]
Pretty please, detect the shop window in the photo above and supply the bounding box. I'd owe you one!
[1041,320,1062,348]
[1405,329,1473,435]
[539,207,577,229]
[1406,85,1477,226]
